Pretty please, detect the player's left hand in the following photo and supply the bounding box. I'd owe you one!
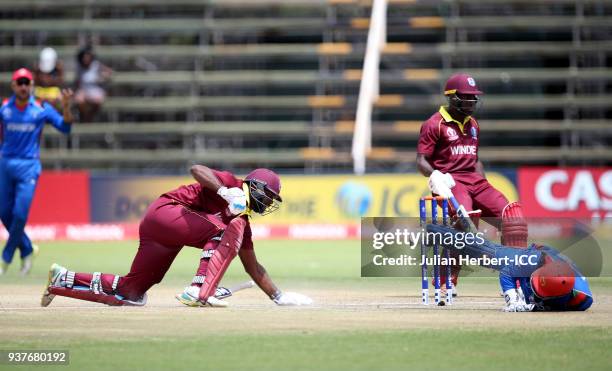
[503,302,534,312]
[60,88,73,104]
[428,170,454,198]
[442,172,455,188]
[502,288,534,312]
[217,186,247,215]
[273,292,313,306]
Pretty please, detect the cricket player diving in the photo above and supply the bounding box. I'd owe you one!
[426,222,593,312]
[41,166,312,307]
[416,73,528,293]
[1,68,74,275]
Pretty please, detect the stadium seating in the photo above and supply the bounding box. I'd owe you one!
[0,0,610,172]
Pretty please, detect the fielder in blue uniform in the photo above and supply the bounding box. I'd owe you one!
[0,68,74,275]
[427,223,593,312]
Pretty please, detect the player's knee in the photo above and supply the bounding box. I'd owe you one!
[11,214,28,228]
[0,209,10,223]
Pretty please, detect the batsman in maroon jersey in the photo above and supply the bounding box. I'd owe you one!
[416,73,528,289]
[41,166,312,307]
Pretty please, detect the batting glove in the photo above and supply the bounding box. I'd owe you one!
[428,170,455,199]
[217,186,247,215]
[442,172,455,188]
[502,288,534,312]
[272,292,313,306]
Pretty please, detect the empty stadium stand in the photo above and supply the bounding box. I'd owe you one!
[0,0,610,172]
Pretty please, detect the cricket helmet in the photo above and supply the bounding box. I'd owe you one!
[444,73,483,116]
[530,260,575,299]
[244,168,282,215]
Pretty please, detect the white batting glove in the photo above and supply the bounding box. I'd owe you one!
[428,170,454,199]
[442,172,455,188]
[272,292,313,306]
[502,289,534,312]
[217,186,247,215]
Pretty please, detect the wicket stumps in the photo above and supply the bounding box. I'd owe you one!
[419,196,453,306]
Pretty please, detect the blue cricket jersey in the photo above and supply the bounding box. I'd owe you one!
[0,95,71,159]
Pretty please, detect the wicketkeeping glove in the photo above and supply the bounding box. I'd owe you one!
[217,186,247,215]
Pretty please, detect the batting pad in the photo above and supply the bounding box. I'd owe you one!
[198,217,246,302]
[501,202,528,248]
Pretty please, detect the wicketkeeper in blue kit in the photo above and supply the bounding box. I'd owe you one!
[0,68,74,275]
[427,222,593,312]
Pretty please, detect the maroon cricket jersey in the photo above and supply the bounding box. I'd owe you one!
[417,106,483,183]
[161,169,254,250]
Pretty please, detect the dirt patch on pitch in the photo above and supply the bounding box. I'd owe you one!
[1,282,611,342]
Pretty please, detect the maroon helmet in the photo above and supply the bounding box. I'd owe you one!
[444,73,483,96]
[244,168,282,215]
[444,73,483,116]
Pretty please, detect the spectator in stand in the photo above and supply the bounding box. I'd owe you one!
[34,47,65,111]
[74,46,112,122]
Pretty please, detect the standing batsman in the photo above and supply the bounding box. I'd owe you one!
[1,68,74,275]
[41,166,312,307]
[416,73,528,292]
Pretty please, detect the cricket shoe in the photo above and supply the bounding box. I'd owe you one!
[434,277,458,297]
[440,285,458,298]
[0,261,9,275]
[41,263,67,307]
[20,244,40,276]
[175,286,229,308]
[117,293,148,306]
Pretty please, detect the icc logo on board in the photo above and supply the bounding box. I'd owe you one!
[336,182,373,217]
[335,180,417,218]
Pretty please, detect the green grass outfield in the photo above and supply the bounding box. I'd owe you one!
[1,240,611,371]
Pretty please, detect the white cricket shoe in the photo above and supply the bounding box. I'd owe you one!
[121,293,148,306]
[20,244,39,276]
[441,285,458,298]
[0,261,8,275]
[41,263,67,307]
[175,286,229,308]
